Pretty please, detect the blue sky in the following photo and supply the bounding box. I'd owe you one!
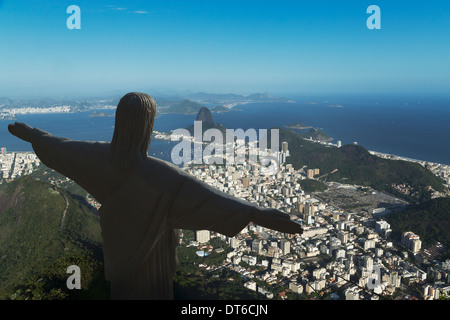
[0,0,449,97]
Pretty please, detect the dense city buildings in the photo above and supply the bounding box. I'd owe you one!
[179,142,450,300]
[0,150,40,181]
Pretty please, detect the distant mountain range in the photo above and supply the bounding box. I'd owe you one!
[154,92,293,116]
[0,92,293,119]
[157,99,207,115]
[180,92,294,104]
[0,96,119,112]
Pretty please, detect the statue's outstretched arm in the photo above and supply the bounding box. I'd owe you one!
[8,122,62,144]
[8,122,109,202]
[168,174,302,237]
[8,122,85,179]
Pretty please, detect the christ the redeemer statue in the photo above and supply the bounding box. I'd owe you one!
[8,92,303,300]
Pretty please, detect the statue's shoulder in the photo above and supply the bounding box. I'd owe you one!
[138,156,190,192]
[88,140,110,150]
[82,141,112,161]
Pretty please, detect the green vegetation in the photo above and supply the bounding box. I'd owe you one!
[174,266,260,300]
[0,175,106,299]
[173,231,259,300]
[29,164,90,198]
[298,179,328,193]
[385,197,450,259]
[271,128,445,202]
[8,252,109,300]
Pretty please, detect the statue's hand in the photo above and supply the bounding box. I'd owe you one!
[8,122,35,143]
[253,208,303,235]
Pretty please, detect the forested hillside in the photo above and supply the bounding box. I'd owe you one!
[0,176,108,299]
[270,128,445,202]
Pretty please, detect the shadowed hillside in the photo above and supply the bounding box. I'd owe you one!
[0,176,108,299]
[385,197,450,259]
[268,128,445,202]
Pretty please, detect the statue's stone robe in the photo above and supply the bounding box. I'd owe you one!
[30,129,264,299]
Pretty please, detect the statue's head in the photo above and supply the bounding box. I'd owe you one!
[111,92,156,170]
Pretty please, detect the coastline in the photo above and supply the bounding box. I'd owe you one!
[2,101,449,168]
[301,137,450,190]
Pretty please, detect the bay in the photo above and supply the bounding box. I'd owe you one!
[0,99,449,165]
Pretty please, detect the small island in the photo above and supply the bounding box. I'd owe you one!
[211,105,230,113]
[89,110,115,117]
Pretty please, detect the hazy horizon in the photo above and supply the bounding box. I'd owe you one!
[1,89,449,106]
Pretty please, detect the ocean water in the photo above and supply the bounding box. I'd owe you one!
[1,99,449,165]
[212,100,450,165]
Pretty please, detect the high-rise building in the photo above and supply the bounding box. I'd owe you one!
[230,238,240,249]
[1,147,6,155]
[335,249,346,260]
[401,231,414,247]
[196,230,210,244]
[289,282,303,294]
[375,220,392,238]
[363,256,373,270]
[375,220,390,233]
[295,202,304,214]
[267,246,280,258]
[389,271,401,288]
[281,187,293,198]
[363,239,376,251]
[280,240,290,255]
[329,237,342,254]
[375,248,384,257]
[338,231,349,244]
[278,151,286,164]
[307,169,314,179]
[345,287,360,300]
[337,141,342,148]
[282,141,289,153]
[252,239,263,255]
[401,231,421,253]
[303,202,316,216]
[410,238,422,253]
